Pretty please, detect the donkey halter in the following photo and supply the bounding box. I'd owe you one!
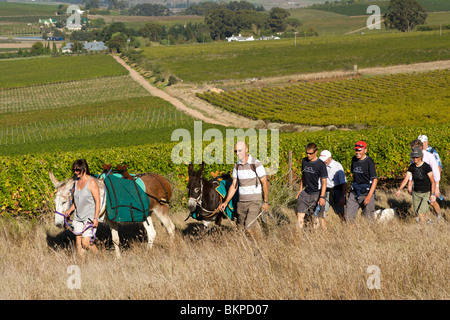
[192,179,222,219]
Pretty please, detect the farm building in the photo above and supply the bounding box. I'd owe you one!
[258,35,281,40]
[226,34,255,42]
[62,41,108,53]
[39,18,56,26]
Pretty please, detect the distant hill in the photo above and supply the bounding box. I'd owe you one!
[309,0,450,16]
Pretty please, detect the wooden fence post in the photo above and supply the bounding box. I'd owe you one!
[288,150,293,185]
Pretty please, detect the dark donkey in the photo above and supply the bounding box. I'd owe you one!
[187,163,235,227]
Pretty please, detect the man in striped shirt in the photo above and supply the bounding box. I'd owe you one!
[219,141,270,235]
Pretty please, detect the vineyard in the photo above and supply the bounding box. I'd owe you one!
[0,75,150,114]
[196,69,450,127]
[1,123,449,215]
[0,55,223,156]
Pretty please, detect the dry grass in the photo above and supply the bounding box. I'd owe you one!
[0,186,448,300]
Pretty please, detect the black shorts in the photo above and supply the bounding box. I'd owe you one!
[297,191,325,218]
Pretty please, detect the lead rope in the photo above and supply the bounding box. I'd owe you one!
[54,178,106,245]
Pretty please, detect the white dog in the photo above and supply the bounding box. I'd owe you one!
[375,208,397,223]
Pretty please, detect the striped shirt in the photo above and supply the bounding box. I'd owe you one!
[233,155,267,202]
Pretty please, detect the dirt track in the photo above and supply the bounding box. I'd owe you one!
[114,55,450,129]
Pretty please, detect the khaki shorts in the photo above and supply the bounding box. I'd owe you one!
[237,200,262,230]
[412,191,430,215]
[72,220,97,238]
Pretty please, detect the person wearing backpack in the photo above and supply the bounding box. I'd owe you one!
[219,141,269,237]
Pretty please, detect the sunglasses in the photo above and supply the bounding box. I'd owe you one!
[74,168,82,174]
[306,151,316,155]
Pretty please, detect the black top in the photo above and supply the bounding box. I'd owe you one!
[408,162,432,193]
[301,157,328,194]
[351,155,377,185]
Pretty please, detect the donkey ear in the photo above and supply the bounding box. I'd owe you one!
[195,162,204,177]
[49,170,60,188]
[188,163,193,174]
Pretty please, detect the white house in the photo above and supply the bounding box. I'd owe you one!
[226,34,254,42]
[62,41,108,53]
[39,18,56,26]
[258,35,280,41]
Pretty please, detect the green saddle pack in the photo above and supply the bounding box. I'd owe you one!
[100,173,150,222]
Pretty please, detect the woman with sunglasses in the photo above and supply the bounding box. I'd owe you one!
[396,147,436,223]
[65,159,101,258]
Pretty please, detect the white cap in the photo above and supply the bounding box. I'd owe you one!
[418,135,428,142]
[319,150,332,162]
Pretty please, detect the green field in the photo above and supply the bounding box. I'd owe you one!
[0,2,58,16]
[0,55,129,89]
[310,0,450,15]
[311,1,390,16]
[197,69,450,127]
[142,31,450,83]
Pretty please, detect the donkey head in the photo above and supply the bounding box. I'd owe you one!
[187,163,204,212]
[49,171,75,228]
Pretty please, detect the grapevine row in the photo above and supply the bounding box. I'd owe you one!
[197,70,450,127]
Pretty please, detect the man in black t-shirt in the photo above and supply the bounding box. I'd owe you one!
[296,143,328,229]
[345,141,378,223]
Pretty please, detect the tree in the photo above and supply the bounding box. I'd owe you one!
[30,42,45,55]
[71,40,84,52]
[106,32,128,53]
[267,7,290,32]
[384,0,427,32]
[102,22,128,42]
[140,22,163,42]
[205,8,238,40]
[128,4,171,16]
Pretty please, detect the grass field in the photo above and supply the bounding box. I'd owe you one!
[309,0,450,15]
[142,31,450,83]
[0,2,58,16]
[0,55,129,89]
[0,178,448,300]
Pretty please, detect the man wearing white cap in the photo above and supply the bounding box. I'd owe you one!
[319,150,347,222]
[418,135,442,175]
